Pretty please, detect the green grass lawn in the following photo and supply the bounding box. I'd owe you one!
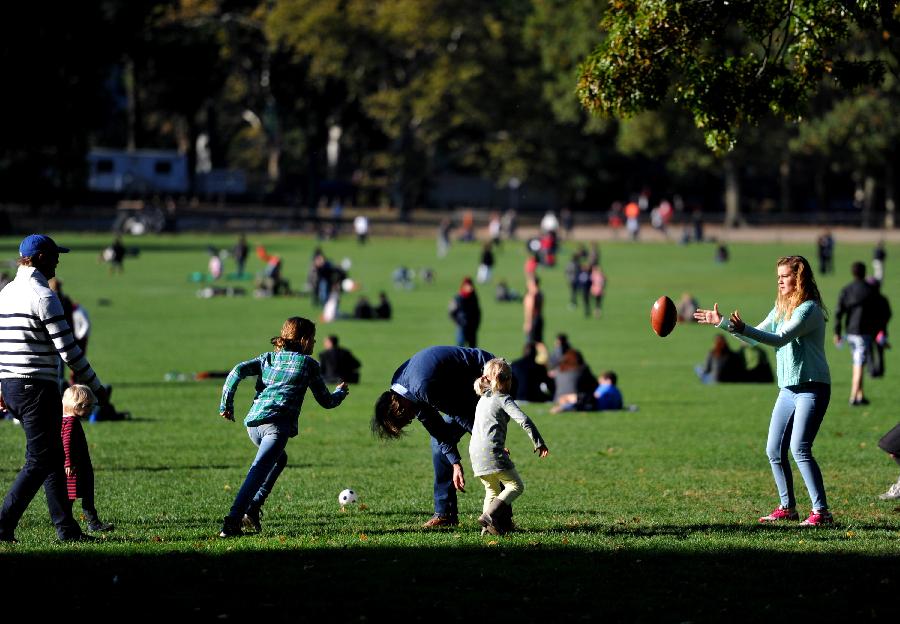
[0,231,898,620]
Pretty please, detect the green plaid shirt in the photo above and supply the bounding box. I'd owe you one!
[220,351,347,436]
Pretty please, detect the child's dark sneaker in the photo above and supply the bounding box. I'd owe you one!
[758,506,799,523]
[219,516,243,538]
[87,520,115,532]
[242,508,262,532]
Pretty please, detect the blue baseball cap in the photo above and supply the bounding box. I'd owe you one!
[19,234,71,258]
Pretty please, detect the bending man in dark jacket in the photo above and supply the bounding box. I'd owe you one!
[372,346,494,528]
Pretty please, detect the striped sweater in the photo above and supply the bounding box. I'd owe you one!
[0,266,103,393]
[61,414,91,500]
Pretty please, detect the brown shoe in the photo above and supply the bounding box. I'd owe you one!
[422,514,458,529]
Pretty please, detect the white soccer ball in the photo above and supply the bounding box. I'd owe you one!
[338,488,358,506]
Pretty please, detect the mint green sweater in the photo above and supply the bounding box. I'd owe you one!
[719,299,831,388]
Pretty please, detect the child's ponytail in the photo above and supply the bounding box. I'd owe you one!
[271,317,316,354]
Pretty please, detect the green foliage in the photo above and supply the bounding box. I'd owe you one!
[577,0,897,152]
[791,91,900,172]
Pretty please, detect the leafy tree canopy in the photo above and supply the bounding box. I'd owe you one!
[577,0,900,152]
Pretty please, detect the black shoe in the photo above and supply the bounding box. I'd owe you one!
[87,520,115,532]
[219,516,243,538]
[242,507,262,532]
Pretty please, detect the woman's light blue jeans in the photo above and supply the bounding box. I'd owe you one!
[228,423,289,520]
[766,382,830,511]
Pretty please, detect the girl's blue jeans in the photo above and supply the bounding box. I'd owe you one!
[766,382,830,511]
[228,423,289,520]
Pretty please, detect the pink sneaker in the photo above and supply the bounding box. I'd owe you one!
[759,506,799,523]
[800,510,834,526]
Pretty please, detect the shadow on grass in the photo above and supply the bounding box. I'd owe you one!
[0,543,896,620]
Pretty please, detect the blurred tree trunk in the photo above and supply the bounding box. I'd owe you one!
[885,160,896,228]
[723,156,741,228]
[125,56,138,151]
[779,154,791,213]
[859,174,875,228]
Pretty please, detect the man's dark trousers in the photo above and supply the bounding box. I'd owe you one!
[0,378,81,540]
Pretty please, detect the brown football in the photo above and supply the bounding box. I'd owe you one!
[651,295,677,337]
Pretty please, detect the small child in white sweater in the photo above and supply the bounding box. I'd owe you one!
[469,358,548,535]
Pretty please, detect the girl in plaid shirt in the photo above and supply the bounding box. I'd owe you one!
[219,317,348,537]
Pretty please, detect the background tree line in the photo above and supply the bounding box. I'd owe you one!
[0,0,897,225]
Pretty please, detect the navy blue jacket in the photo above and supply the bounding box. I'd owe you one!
[390,346,494,464]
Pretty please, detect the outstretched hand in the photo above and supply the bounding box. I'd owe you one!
[693,303,723,325]
[729,310,746,333]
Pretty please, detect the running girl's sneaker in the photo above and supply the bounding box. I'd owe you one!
[799,510,834,526]
[758,506,799,523]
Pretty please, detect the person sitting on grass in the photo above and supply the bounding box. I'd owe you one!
[318,335,361,384]
[469,358,548,536]
[218,317,348,538]
[551,370,624,413]
[61,385,114,533]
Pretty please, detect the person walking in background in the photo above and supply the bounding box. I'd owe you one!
[501,208,517,241]
[576,261,593,317]
[523,276,544,345]
[233,234,249,276]
[872,240,886,282]
[624,201,640,241]
[372,346,495,528]
[590,263,607,318]
[437,218,453,258]
[470,358,548,536]
[866,277,891,379]
[817,230,834,275]
[353,214,369,244]
[218,317,348,537]
[449,277,481,348]
[61,385,114,533]
[104,235,126,275]
[488,211,502,248]
[565,250,581,309]
[476,242,495,284]
[0,234,107,542]
[834,261,878,406]
[695,255,834,526]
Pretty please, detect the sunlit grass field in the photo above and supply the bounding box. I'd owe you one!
[0,230,898,620]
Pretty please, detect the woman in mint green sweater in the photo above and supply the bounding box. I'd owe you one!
[695,256,833,526]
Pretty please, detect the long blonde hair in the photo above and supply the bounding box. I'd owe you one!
[775,255,827,321]
[474,358,513,396]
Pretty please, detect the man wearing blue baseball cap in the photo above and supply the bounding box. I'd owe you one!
[0,234,106,542]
